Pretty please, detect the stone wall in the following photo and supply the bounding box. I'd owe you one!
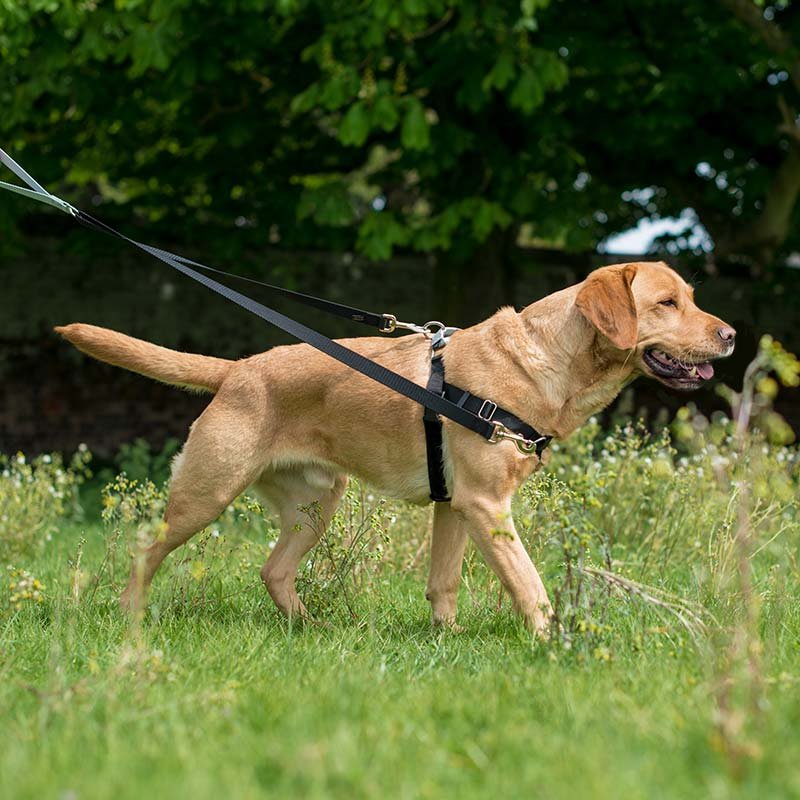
[2,239,798,456]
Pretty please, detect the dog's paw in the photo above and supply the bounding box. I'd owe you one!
[432,617,465,634]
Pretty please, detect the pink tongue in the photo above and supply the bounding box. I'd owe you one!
[696,362,714,380]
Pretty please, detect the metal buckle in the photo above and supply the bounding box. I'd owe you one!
[478,399,498,421]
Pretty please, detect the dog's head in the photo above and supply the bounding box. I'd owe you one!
[575,261,735,390]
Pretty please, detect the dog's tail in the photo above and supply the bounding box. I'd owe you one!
[54,323,233,393]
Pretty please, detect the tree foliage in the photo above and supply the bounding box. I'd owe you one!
[0,0,798,275]
[539,0,800,273]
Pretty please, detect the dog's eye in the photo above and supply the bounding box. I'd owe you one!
[658,298,677,308]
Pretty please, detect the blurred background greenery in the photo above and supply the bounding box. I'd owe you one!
[1,0,799,455]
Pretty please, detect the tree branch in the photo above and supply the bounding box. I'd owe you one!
[777,93,800,144]
[718,0,800,93]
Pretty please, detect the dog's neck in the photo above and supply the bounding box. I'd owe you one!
[445,286,638,439]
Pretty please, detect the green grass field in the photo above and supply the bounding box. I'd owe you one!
[2,407,799,800]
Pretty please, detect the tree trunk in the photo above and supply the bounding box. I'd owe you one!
[731,147,800,273]
[433,229,518,327]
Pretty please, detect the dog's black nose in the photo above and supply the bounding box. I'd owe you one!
[717,326,736,343]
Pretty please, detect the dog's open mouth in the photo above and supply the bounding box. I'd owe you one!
[642,348,715,390]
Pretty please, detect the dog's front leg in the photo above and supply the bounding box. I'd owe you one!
[426,502,468,628]
[451,494,552,635]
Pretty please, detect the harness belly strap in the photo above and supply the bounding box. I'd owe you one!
[423,339,553,503]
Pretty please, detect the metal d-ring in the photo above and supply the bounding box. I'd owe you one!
[422,320,446,336]
[380,314,398,333]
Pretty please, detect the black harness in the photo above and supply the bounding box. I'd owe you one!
[0,147,552,499]
[422,326,551,502]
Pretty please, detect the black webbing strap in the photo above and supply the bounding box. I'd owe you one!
[161,259,392,330]
[424,354,450,502]
[0,147,504,444]
[442,384,552,458]
[422,345,553,502]
[0,151,393,331]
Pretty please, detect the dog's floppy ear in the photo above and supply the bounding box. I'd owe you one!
[575,264,638,350]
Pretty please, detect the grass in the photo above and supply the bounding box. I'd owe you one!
[2,398,800,798]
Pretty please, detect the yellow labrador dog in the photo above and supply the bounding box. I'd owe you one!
[57,260,735,633]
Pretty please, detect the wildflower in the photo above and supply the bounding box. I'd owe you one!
[7,566,46,610]
[593,646,612,662]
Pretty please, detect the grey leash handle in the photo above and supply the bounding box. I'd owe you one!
[0,148,78,216]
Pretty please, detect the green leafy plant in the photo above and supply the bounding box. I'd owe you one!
[297,482,390,620]
[114,438,181,486]
[0,448,91,561]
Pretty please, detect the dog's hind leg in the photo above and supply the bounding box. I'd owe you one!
[119,381,269,613]
[256,466,348,619]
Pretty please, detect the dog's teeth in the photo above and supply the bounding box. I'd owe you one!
[689,366,697,377]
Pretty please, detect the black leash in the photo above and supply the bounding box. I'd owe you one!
[73,211,404,331]
[72,206,502,437]
[423,340,451,502]
[0,147,552,490]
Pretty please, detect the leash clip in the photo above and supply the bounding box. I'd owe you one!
[488,422,547,456]
[380,314,452,338]
[380,313,427,334]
